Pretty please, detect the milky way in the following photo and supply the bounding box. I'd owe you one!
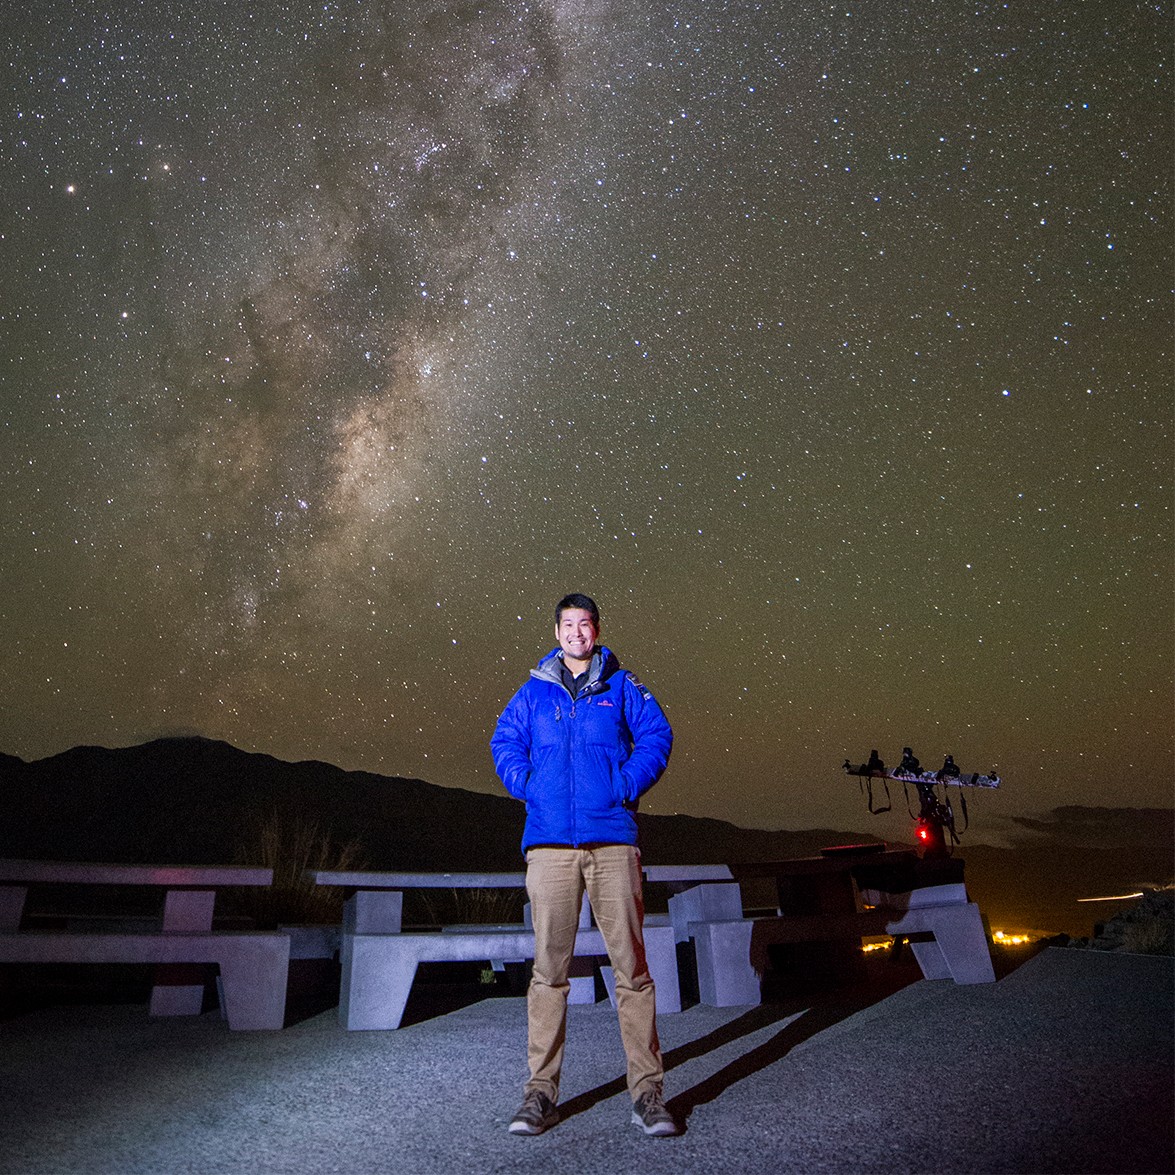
[2,0,1170,840]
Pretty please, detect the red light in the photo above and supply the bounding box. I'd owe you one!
[913,817,949,858]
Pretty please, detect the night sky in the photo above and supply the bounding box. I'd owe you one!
[3,0,1170,844]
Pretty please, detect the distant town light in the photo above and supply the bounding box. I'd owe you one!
[992,930,1031,946]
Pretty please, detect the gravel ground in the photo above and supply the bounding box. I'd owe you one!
[0,947,1170,1175]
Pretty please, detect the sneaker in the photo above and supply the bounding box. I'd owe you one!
[631,1090,680,1136]
[508,1090,558,1135]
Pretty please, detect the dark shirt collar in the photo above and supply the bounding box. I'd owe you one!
[559,651,597,698]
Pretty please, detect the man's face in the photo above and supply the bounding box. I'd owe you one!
[555,607,598,669]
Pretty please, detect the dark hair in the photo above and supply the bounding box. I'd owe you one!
[555,593,600,628]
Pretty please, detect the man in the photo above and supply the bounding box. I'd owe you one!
[491,593,678,1137]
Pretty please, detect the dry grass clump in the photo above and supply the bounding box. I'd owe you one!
[412,886,526,928]
[1118,903,1174,956]
[229,809,368,928]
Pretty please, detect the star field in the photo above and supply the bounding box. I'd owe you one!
[2,0,1170,840]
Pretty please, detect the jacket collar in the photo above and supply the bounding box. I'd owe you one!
[531,645,620,693]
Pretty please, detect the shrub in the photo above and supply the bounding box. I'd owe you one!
[229,809,368,928]
[411,886,526,928]
[1118,903,1175,956]
[1074,887,1175,956]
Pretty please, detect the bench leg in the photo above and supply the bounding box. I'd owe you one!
[642,925,681,1013]
[668,883,743,944]
[149,982,206,1017]
[888,903,995,985]
[340,936,420,1030]
[217,937,291,1030]
[568,955,598,1004]
[692,920,761,1007]
[344,890,403,934]
[0,886,28,933]
[597,926,681,1013]
[907,939,952,981]
[928,905,995,984]
[145,892,219,1016]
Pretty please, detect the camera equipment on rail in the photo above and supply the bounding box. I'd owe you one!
[841,747,1000,857]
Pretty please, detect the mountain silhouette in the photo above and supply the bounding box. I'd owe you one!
[2,739,1170,936]
[0,737,864,871]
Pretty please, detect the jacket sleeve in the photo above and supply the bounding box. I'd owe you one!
[617,673,673,802]
[490,686,533,801]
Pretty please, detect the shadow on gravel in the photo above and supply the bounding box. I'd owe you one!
[557,941,1048,1131]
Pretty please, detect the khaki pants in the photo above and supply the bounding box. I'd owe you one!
[524,844,664,1104]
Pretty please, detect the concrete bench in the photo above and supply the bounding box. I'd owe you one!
[309,869,682,1030]
[642,863,736,889]
[445,903,600,1005]
[687,881,995,1006]
[0,859,286,1027]
[339,922,680,1030]
[861,882,996,985]
[0,931,290,1029]
[308,870,528,938]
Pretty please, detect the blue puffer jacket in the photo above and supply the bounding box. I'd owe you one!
[491,645,673,853]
